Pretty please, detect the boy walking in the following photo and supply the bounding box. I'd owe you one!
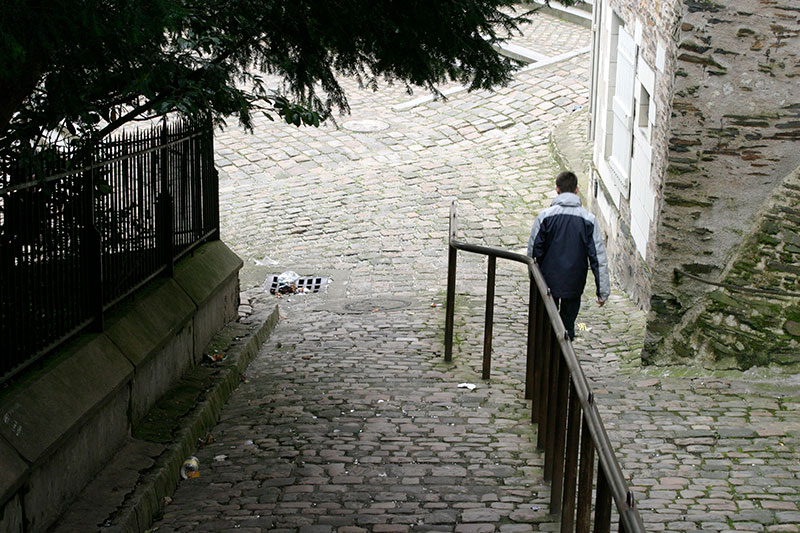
[527,171,610,340]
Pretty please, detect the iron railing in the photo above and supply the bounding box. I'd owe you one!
[444,200,645,532]
[0,119,218,385]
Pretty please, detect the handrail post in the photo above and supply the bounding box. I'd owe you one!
[550,347,570,516]
[544,342,561,482]
[532,293,545,422]
[444,202,458,362]
[560,382,581,533]
[525,278,537,399]
[482,255,496,379]
[536,323,552,448]
[576,418,595,532]
[595,467,613,533]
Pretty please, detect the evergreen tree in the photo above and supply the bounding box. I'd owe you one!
[0,0,567,159]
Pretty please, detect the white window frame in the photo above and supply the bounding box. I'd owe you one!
[629,58,657,260]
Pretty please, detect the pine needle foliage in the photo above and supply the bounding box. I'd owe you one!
[0,0,571,160]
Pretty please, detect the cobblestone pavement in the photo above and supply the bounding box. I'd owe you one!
[152,10,800,533]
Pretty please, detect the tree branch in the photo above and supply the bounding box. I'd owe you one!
[93,95,164,140]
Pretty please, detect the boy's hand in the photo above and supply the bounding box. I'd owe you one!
[597,297,606,307]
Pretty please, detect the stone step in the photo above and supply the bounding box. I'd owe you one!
[50,295,279,533]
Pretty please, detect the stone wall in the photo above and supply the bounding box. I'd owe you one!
[644,0,800,367]
[664,166,800,370]
[592,176,649,302]
[0,241,242,532]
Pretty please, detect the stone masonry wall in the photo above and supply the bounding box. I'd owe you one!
[673,166,800,370]
[644,0,800,367]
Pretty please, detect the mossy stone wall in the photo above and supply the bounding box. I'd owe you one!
[648,167,800,370]
[644,0,800,368]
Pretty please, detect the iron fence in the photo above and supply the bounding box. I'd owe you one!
[444,200,646,532]
[0,119,218,385]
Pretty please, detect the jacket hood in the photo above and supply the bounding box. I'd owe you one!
[551,192,582,208]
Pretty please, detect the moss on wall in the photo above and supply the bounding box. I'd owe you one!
[648,167,800,371]
[644,0,800,369]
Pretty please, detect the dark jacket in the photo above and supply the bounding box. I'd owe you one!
[527,192,610,300]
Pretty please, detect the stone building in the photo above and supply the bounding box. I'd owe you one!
[586,0,800,370]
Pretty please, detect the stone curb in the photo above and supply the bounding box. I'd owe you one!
[549,107,592,201]
[111,297,279,533]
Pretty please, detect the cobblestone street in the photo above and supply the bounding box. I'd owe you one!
[151,11,800,533]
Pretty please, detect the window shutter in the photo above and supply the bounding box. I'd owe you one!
[609,26,636,188]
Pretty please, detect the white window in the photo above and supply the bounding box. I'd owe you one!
[637,85,651,131]
[607,24,637,197]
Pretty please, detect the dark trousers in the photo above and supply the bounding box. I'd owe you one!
[556,297,581,341]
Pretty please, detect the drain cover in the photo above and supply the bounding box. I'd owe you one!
[342,119,390,132]
[265,274,329,294]
[339,298,410,314]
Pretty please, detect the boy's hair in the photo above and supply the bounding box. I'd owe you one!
[556,171,578,193]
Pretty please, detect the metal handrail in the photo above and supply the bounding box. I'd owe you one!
[444,200,645,532]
